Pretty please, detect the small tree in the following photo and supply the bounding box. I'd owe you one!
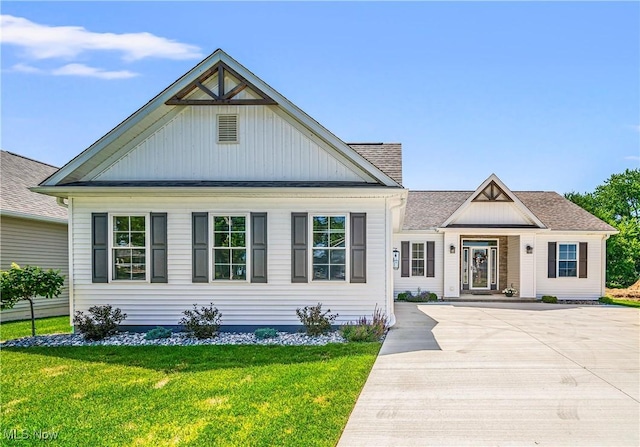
[0,263,65,337]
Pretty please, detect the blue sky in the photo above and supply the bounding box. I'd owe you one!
[1,1,638,193]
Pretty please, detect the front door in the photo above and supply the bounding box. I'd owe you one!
[470,247,489,289]
[462,239,499,291]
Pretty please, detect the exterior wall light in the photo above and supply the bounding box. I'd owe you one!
[526,245,533,254]
[449,244,456,254]
[393,248,400,270]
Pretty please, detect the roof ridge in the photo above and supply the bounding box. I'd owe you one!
[2,150,59,169]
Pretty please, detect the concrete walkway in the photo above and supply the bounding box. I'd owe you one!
[338,302,640,446]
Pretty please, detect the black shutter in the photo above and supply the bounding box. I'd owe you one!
[251,213,268,283]
[291,213,308,283]
[92,213,108,283]
[548,242,557,278]
[350,213,367,283]
[426,241,435,277]
[579,242,588,278]
[401,241,410,277]
[192,213,209,283]
[150,213,168,283]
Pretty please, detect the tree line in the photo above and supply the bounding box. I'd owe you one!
[565,168,640,288]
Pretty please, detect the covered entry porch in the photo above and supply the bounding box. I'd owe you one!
[442,230,537,298]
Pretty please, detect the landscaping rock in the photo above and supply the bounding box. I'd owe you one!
[1,330,346,348]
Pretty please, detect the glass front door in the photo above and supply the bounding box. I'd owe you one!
[470,248,489,289]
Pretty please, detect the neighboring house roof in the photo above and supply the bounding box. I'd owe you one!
[349,143,402,185]
[39,49,402,190]
[0,151,67,222]
[403,190,617,232]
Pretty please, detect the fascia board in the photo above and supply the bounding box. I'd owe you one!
[31,186,406,199]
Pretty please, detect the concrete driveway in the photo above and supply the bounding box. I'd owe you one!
[338,302,639,446]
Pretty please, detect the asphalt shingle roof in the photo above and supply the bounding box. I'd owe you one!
[349,143,402,185]
[403,190,616,232]
[1,151,68,221]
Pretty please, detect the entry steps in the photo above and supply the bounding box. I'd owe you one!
[442,296,538,303]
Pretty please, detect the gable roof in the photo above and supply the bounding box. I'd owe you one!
[348,143,402,185]
[0,151,67,222]
[403,190,617,232]
[441,174,545,228]
[40,49,401,189]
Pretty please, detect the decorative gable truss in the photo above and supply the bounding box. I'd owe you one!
[442,174,546,228]
[165,61,277,106]
[472,180,512,202]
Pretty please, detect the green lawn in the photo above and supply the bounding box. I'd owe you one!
[0,316,72,342]
[600,296,640,308]
[0,343,379,446]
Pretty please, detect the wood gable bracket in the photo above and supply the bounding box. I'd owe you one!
[165,62,277,106]
[472,180,513,202]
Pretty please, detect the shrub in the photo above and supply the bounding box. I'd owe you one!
[340,305,388,342]
[396,292,408,301]
[144,326,173,340]
[73,305,127,341]
[541,295,558,304]
[402,288,437,302]
[254,327,279,340]
[296,303,338,336]
[179,303,222,339]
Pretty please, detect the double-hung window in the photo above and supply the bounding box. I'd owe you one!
[558,243,577,277]
[312,215,346,281]
[213,215,247,280]
[411,243,425,276]
[112,215,147,280]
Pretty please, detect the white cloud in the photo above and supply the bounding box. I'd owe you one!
[0,15,203,61]
[11,63,43,74]
[52,63,139,80]
[624,155,640,162]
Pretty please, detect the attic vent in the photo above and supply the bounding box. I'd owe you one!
[217,115,238,143]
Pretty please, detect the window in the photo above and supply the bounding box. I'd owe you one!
[112,215,146,280]
[411,243,425,276]
[213,216,247,280]
[217,114,238,143]
[312,216,346,280]
[558,243,577,277]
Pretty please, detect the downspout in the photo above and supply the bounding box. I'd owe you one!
[386,196,406,327]
[601,234,610,297]
[56,197,68,208]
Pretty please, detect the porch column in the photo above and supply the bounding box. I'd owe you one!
[443,232,460,297]
[519,234,536,298]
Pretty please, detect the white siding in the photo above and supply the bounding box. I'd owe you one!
[443,232,460,297]
[71,195,390,326]
[393,233,444,298]
[536,234,605,300]
[507,235,520,293]
[94,105,369,183]
[453,202,533,226]
[0,216,69,321]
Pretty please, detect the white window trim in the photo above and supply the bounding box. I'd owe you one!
[411,242,426,277]
[209,212,250,283]
[557,242,579,278]
[108,212,150,283]
[216,114,239,144]
[310,213,349,282]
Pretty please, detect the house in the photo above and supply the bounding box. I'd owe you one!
[33,50,616,330]
[394,175,617,300]
[0,151,69,321]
